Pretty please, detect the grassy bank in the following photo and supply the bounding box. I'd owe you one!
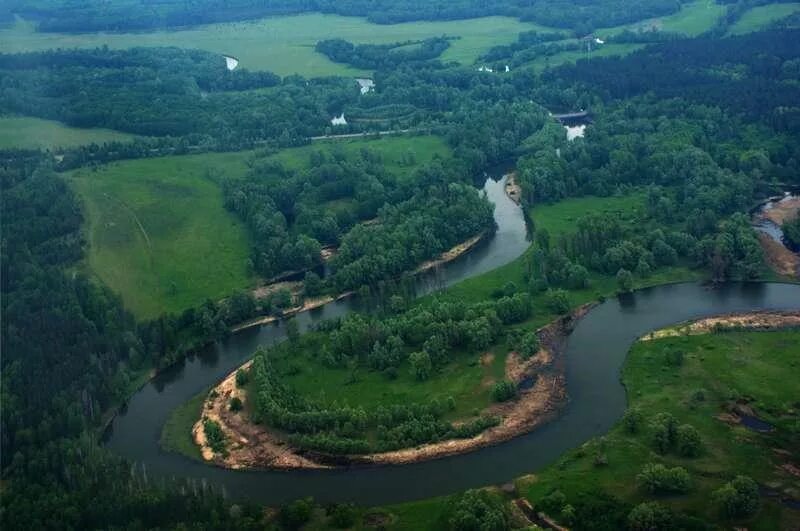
[160,392,206,460]
[0,116,141,149]
[600,0,726,37]
[1,15,549,77]
[729,2,800,35]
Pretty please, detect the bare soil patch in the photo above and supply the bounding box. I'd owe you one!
[641,310,800,341]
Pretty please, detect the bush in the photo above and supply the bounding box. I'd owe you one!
[622,408,642,433]
[649,412,678,454]
[545,289,570,314]
[279,497,314,530]
[637,463,691,494]
[328,503,357,528]
[447,489,509,531]
[714,475,760,518]
[409,351,432,381]
[229,396,243,411]
[663,348,684,367]
[538,489,567,514]
[492,380,517,402]
[519,331,540,359]
[203,418,226,456]
[675,424,703,457]
[617,268,634,292]
[627,502,673,531]
[235,368,249,387]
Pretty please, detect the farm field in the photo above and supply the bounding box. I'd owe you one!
[1,15,551,77]
[0,116,141,149]
[68,135,449,319]
[729,2,800,34]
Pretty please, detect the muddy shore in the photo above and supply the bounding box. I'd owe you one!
[193,304,594,470]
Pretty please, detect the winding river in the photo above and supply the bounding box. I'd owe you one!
[106,175,800,506]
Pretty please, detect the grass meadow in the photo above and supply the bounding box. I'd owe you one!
[2,15,549,77]
[729,2,800,35]
[0,116,141,149]
[69,152,254,320]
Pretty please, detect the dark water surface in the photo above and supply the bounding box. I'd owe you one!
[107,177,800,506]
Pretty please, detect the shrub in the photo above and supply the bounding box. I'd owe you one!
[229,396,243,411]
[714,475,760,518]
[649,412,678,454]
[492,380,517,402]
[663,348,684,367]
[203,418,226,456]
[637,463,691,494]
[328,503,357,528]
[545,289,570,314]
[409,351,432,381]
[676,424,703,457]
[447,489,509,531]
[616,268,634,292]
[519,331,540,359]
[622,408,643,433]
[627,502,673,531]
[538,489,567,514]
[279,497,314,530]
[235,368,249,387]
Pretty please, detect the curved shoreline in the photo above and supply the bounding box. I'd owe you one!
[193,303,592,470]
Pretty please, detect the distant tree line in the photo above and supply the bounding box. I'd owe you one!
[316,37,452,70]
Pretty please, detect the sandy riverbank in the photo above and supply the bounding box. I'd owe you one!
[504,172,521,204]
[193,304,593,470]
[640,310,800,341]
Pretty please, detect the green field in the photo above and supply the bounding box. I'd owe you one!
[0,116,141,149]
[70,135,449,319]
[729,2,800,35]
[527,43,645,72]
[600,0,726,37]
[69,152,254,319]
[1,15,551,77]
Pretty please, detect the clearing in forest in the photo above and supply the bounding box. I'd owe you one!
[0,116,141,150]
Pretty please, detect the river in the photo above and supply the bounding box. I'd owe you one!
[106,176,800,506]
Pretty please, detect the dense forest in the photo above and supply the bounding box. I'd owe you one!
[223,147,495,287]
[9,0,683,33]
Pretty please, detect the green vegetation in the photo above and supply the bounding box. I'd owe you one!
[69,152,254,319]
[68,135,448,319]
[374,329,800,530]
[527,43,644,72]
[519,329,800,529]
[600,0,726,37]
[729,2,800,35]
[1,15,547,76]
[0,116,140,149]
[160,392,205,460]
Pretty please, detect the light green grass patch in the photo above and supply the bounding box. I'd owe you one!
[2,15,552,77]
[69,152,254,319]
[521,329,800,529]
[728,2,800,35]
[0,116,141,149]
[600,0,726,37]
[526,43,644,72]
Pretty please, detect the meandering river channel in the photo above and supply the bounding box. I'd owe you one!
[106,173,800,506]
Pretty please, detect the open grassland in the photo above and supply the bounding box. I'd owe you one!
[69,152,254,320]
[1,15,551,77]
[600,0,726,37]
[0,116,141,149]
[729,2,800,35]
[69,135,448,319]
[269,134,450,176]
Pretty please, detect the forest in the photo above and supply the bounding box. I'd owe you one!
[3,1,800,529]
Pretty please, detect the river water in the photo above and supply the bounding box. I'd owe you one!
[106,175,800,506]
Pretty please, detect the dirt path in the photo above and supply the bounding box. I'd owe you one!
[194,304,593,470]
[640,310,800,341]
